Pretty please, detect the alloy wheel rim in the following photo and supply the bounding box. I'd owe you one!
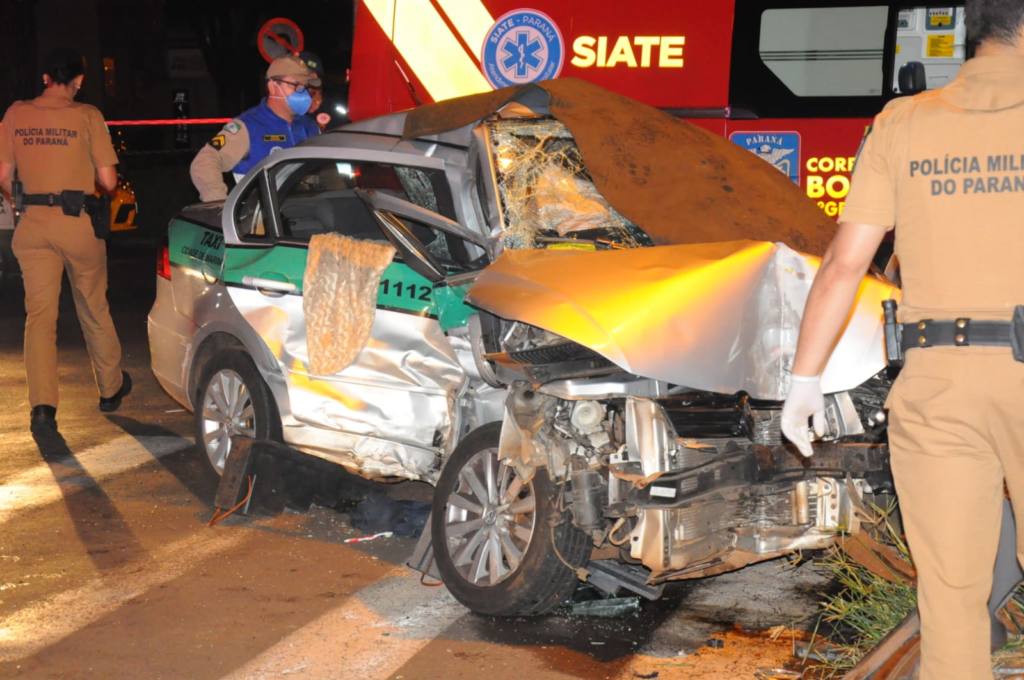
[442,447,536,587]
[200,369,256,473]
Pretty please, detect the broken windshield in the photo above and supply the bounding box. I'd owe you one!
[487,118,653,250]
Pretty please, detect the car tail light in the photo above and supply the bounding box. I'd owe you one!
[157,243,171,280]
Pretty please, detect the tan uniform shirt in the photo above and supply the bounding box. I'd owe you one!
[0,89,118,228]
[188,119,250,202]
[844,55,1024,321]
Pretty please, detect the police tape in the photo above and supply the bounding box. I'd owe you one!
[106,118,232,127]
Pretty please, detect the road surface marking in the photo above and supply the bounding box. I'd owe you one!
[0,434,191,524]
[222,568,467,680]
[0,528,244,661]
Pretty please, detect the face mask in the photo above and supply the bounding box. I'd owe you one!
[285,90,312,115]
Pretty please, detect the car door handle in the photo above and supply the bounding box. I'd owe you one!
[242,276,297,294]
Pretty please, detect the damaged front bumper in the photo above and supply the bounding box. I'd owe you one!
[496,380,890,583]
[620,396,889,581]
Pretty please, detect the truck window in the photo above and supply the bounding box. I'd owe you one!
[759,6,888,97]
[731,1,965,119]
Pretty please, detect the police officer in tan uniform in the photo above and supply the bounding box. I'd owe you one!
[0,49,131,432]
[189,55,318,202]
[781,2,1024,677]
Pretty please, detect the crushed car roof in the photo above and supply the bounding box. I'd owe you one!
[403,78,837,255]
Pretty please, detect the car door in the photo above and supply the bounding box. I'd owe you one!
[220,154,479,480]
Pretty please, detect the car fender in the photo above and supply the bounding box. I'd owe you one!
[185,286,292,418]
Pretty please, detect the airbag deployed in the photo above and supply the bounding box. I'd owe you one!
[303,233,395,375]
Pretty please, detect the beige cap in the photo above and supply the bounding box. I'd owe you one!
[266,55,314,82]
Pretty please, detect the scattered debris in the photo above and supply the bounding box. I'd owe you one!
[793,639,844,663]
[811,517,916,674]
[349,492,431,538]
[343,531,394,544]
[754,669,802,680]
[569,596,641,618]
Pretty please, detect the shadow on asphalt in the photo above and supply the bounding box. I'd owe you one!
[104,413,218,504]
[30,426,149,571]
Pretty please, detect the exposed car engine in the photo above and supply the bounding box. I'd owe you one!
[479,315,892,584]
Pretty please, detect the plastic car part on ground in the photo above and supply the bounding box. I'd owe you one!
[302,233,395,375]
[402,78,838,255]
[468,240,897,400]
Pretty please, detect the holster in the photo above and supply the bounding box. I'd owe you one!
[1012,306,1024,363]
[882,299,904,368]
[12,179,23,226]
[59,190,85,218]
[83,193,111,240]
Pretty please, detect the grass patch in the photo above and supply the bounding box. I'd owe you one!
[804,513,916,675]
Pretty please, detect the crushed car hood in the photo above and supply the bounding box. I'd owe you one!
[467,241,898,400]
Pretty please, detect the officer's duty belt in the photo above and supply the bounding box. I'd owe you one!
[900,306,1024,362]
[21,191,86,217]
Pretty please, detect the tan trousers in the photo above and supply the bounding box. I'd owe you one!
[12,211,122,408]
[888,348,1024,680]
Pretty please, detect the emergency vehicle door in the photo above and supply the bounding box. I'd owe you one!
[727,2,965,221]
[220,156,475,479]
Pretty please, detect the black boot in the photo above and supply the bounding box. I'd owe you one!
[30,405,57,432]
[99,371,132,413]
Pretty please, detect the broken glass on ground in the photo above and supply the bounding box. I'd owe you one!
[569,595,642,618]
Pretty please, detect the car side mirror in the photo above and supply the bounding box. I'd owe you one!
[898,61,927,96]
[372,209,446,283]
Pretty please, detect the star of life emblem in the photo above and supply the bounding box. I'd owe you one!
[481,9,565,88]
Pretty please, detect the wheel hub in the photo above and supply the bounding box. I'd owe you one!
[200,368,257,474]
[442,448,537,587]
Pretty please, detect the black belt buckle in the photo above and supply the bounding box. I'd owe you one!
[1012,306,1024,363]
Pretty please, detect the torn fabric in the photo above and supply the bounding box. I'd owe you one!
[302,233,395,375]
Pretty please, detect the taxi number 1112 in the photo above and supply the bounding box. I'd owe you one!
[379,278,432,302]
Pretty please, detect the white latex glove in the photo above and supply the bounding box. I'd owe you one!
[781,374,827,458]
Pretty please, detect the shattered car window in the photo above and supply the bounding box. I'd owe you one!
[488,118,652,250]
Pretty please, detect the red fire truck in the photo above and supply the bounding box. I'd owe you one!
[349,0,967,219]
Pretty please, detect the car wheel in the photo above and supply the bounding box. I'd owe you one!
[194,349,281,476]
[431,422,592,616]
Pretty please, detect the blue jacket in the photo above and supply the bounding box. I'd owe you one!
[233,99,318,175]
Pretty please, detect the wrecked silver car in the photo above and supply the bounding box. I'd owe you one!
[148,79,897,616]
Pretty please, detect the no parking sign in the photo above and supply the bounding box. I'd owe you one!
[257,17,305,63]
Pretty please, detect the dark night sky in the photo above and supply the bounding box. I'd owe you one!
[2,0,357,120]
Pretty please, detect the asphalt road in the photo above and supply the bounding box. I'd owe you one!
[0,240,831,679]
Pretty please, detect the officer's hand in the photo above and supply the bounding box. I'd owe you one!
[781,374,826,458]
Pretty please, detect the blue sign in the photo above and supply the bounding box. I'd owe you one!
[481,9,565,88]
[729,131,802,185]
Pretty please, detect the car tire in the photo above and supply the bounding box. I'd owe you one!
[194,349,281,476]
[431,422,592,616]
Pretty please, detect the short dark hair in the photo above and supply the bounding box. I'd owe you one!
[42,48,85,85]
[967,0,1024,45]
